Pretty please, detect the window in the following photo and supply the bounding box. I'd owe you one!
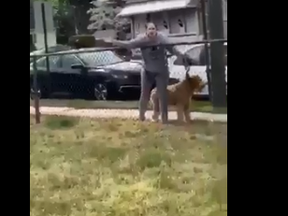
[178,19,183,28]
[163,20,168,29]
[78,51,122,66]
[186,46,203,63]
[173,45,203,66]
[199,45,227,66]
[36,56,61,69]
[61,54,81,69]
[173,44,227,66]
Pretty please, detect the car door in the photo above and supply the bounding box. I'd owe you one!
[60,54,86,95]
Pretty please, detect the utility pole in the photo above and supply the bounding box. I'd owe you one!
[208,0,227,108]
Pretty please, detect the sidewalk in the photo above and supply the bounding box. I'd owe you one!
[30,106,227,123]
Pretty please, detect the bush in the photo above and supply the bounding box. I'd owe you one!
[68,35,96,48]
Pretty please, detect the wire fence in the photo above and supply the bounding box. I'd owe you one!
[30,0,227,123]
[30,38,227,123]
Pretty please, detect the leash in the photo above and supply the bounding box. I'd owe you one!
[183,56,190,76]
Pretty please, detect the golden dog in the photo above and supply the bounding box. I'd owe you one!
[150,72,206,123]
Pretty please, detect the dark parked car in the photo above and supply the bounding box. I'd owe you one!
[30,49,143,100]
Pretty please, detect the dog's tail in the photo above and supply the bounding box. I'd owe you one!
[148,88,155,108]
[149,88,160,112]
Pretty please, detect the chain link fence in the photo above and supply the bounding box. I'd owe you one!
[30,39,227,123]
[30,0,227,123]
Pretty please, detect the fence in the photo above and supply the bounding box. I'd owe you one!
[30,0,227,124]
[30,38,227,123]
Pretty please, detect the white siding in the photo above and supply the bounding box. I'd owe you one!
[184,8,198,34]
[168,9,186,34]
[133,14,146,36]
[132,8,200,37]
[150,12,170,34]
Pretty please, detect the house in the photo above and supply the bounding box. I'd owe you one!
[30,1,57,50]
[117,0,227,39]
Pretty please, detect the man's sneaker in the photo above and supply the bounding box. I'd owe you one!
[152,112,160,122]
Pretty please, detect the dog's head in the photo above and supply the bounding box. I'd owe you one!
[185,74,206,92]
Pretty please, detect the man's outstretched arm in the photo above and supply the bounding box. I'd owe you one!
[112,34,146,49]
[159,33,183,57]
[160,33,198,65]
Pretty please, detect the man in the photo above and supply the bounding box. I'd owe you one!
[111,22,186,123]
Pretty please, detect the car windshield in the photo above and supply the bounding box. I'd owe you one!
[78,50,123,66]
[186,44,227,66]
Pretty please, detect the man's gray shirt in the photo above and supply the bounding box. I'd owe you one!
[113,32,183,73]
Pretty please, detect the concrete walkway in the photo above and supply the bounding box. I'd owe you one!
[30,106,227,123]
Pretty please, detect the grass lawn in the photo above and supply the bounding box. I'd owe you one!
[30,115,227,216]
[30,99,227,113]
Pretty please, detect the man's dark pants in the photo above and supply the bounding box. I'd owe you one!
[139,69,169,123]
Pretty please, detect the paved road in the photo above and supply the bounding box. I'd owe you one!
[30,106,227,123]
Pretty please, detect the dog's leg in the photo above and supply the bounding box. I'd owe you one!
[184,103,191,123]
[176,104,184,123]
[151,91,160,122]
[139,70,154,121]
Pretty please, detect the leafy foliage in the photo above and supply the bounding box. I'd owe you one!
[31,0,130,42]
[87,0,130,39]
[87,0,117,30]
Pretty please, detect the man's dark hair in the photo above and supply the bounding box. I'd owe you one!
[145,22,157,30]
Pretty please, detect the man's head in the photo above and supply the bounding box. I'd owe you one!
[145,22,157,38]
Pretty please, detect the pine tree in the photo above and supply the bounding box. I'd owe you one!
[87,0,130,39]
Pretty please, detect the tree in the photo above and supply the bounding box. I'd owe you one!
[88,0,114,30]
[87,0,130,39]
[67,0,91,34]
[53,0,76,40]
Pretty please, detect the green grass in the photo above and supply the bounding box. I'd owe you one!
[30,115,227,216]
[30,99,227,113]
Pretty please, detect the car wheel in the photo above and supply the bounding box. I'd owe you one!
[94,83,108,100]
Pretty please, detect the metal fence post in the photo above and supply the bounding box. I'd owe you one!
[200,0,212,99]
[208,0,227,108]
[33,56,41,124]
